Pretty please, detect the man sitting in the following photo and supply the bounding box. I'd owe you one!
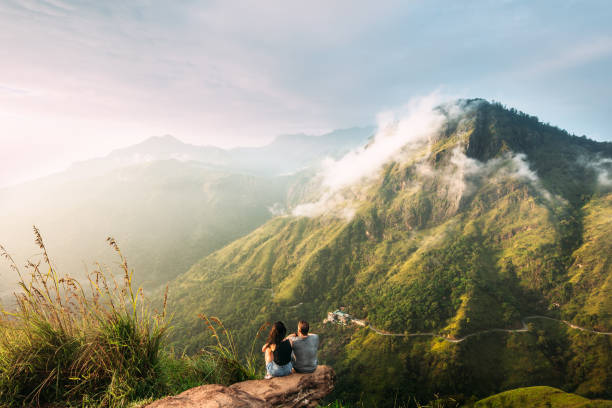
[287,320,319,373]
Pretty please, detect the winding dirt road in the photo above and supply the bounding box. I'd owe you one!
[353,315,612,343]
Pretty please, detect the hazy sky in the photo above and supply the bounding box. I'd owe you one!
[1,0,611,187]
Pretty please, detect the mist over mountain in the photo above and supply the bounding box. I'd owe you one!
[2,98,611,406]
[162,99,612,405]
[3,0,612,405]
[0,128,372,296]
[58,127,374,182]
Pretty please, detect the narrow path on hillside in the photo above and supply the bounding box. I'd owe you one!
[346,315,612,343]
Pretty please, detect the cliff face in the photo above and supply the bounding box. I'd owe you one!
[144,365,335,408]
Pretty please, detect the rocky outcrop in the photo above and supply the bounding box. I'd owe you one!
[231,365,335,407]
[145,365,335,408]
[144,384,268,408]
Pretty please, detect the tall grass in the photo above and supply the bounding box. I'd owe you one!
[0,228,167,407]
[0,228,273,407]
[198,314,268,384]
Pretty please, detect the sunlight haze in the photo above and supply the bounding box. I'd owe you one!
[1,0,611,186]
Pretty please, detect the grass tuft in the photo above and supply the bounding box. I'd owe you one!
[0,229,168,407]
[0,228,275,407]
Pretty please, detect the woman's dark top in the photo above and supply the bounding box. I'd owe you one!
[273,340,292,365]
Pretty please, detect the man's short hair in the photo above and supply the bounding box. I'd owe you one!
[298,320,309,335]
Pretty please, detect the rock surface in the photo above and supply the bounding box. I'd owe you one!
[144,384,269,408]
[145,365,335,408]
[232,365,335,408]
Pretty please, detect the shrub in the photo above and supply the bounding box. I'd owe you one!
[198,315,267,384]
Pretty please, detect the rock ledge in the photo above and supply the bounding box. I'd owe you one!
[145,365,335,408]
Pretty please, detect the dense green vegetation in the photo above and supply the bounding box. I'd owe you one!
[319,387,612,408]
[471,386,612,407]
[163,100,612,406]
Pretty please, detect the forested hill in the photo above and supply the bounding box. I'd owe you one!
[461,100,612,205]
[164,99,612,405]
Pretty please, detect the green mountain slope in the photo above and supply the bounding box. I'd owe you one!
[164,100,612,405]
[472,386,612,408]
[565,194,612,329]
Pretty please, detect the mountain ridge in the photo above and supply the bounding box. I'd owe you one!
[62,126,375,182]
[162,99,612,405]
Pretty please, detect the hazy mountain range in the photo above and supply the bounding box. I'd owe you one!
[62,127,374,181]
[0,127,373,296]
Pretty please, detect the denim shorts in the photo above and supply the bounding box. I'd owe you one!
[266,361,292,377]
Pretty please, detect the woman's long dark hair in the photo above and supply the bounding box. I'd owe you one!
[266,321,287,346]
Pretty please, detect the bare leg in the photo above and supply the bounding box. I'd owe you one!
[264,348,274,379]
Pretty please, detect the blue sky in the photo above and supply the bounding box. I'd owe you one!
[1,0,611,186]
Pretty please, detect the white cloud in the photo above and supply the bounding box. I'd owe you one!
[291,192,356,220]
[587,157,612,187]
[413,148,553,217]
[444,149,552,202]
[292,120,557,220]
[267,202,287,217]
[320,93,445,191]
[0,84,30,95]
[292,93,448,218]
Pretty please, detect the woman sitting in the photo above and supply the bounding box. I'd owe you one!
[262,321,293,378]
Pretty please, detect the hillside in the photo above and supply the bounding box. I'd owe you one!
[472,386,612,407]
[163,100,612,405]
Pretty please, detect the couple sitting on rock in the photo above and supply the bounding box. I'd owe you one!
[261,320,319,379]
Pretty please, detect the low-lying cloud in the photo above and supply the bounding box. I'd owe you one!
[292,95,558,220]
[587,157,612,187]
[445,149,552,202]
[410,147,554,222]
[267,202,287,216]
[320,93,446,191]
[292,93,448,218]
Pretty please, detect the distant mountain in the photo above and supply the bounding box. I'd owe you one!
[63,135,229,181]
[63,127,374,180]
[0,127,372,296]
[227,127,375,175]
[163,100,612,405]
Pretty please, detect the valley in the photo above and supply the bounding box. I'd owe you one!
[2,99,611,407]
[3,3,611,406]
